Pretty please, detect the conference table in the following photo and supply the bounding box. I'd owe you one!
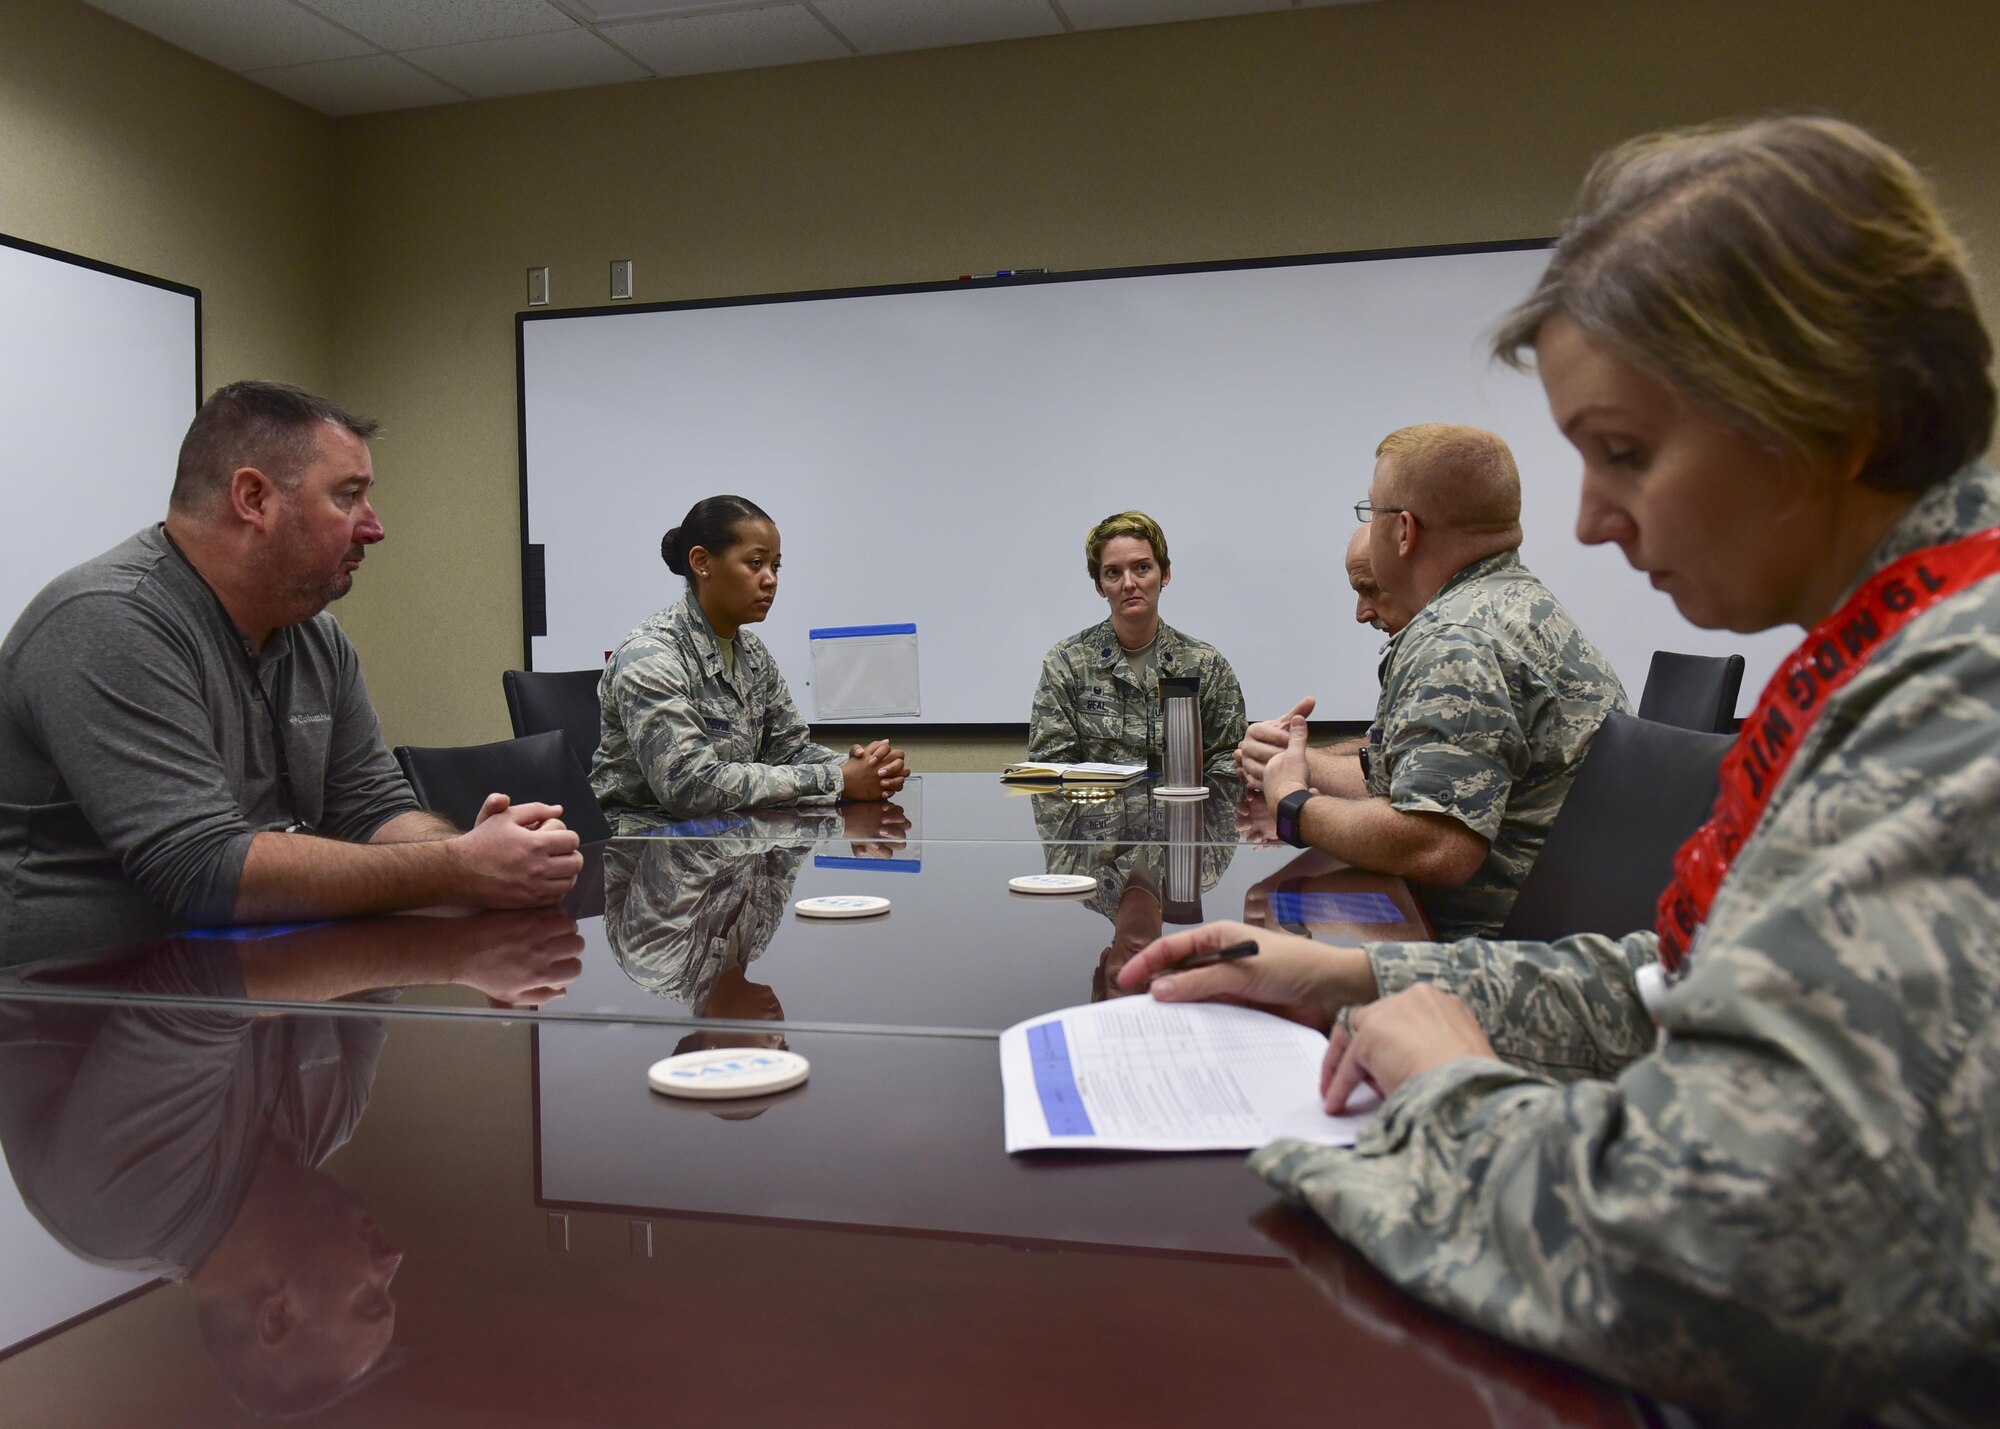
[0,774,1644,1426]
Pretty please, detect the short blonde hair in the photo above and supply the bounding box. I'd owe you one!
[1494,114,1994,493]
[1374,424,1521,534]
[1086,510,1169,584]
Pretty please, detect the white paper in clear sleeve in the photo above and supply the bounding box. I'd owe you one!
[809,624,919,720]
[999,998,1378,1153]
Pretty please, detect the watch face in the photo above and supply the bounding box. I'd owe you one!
[1276,790,1311,847]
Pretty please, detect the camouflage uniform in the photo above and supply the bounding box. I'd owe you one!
[1364,551,1627,940]
[592,589,841,831]
[1253,461,2000,1426]
[602,809,838,1012]
[1028,619,1246,778]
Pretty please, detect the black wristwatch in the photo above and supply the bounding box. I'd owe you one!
[1274,788,1320,848]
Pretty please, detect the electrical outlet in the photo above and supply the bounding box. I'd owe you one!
[610,259,633,301]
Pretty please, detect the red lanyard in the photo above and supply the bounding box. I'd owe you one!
[1656,526,2000,973]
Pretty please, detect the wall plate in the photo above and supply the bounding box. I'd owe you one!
[610,259,633,301]
[527,266,549,306]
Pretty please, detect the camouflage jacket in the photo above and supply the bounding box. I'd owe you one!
[1028,619,1247,778]
[1255,461,2000,1427]
[592,589,841,831]
[601,809,839,1012]
[1366,551,1627,940]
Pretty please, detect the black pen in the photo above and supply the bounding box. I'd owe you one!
[1145,938,1258,985]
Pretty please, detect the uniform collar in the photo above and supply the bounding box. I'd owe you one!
[1838,460,2000,607]
[1086,617,1184,673]
[677,586,733,679]
[1431,547,1522,603]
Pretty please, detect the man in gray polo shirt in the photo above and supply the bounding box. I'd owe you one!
[0,381,583,963]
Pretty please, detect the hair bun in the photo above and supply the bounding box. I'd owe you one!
[660,528,685,575]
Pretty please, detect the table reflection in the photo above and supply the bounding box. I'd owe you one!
[603,804,913,1020]
[0,944,401,1417]
[1033,788,1240,1000]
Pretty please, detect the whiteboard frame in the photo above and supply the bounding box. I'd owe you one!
[514,238,1552,730]
[0,230,201,405]
[515,239,1785,729]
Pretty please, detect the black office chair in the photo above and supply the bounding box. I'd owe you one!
[1497,712,1731,943]
[502,668,605,778]
[394,729,611,843]
[1637,650,1746,734]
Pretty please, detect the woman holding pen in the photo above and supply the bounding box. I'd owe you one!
[591,495,907,829]
[1121,115,2000,1424]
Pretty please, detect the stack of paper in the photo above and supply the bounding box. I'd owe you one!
[999,998,1378,1153]
[999,761,1147,787]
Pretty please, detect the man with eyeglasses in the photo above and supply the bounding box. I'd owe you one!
[0,382,585,963]
[1238,424,1626,940]
[1345,523,1417,639]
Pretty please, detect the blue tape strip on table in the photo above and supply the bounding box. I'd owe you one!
[1269,889,1403,926]
[1027,1020,1094,1137]
[812,855,922,874]
[182,921,336,940]
[646,814,752,838]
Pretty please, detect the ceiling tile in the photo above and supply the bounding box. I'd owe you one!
[606,6,849,77]
[294,0,575,50]
[560,0,740,17]
[78,0,375,71]
[1061,0,1296,30]
[407,28,651,99]
[247,51,467,115]
[814,0,1061,56]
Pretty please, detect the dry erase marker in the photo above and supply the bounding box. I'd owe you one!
[1146,938,1258,985]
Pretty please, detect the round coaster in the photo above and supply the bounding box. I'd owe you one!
[1151,785,1211,801]
[648,1047,810,1100]
[794,894,892,919]
[1008,873,1098,895]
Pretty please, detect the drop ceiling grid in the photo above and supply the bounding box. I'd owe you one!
[76,0,1353,115]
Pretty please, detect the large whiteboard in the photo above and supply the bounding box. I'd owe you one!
[521,247,1787,722]
[0,234,200,633]
[0,233,193,1352]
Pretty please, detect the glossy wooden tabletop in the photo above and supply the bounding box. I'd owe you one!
[0,1002,1638,1428]
[0,775,1641,1426]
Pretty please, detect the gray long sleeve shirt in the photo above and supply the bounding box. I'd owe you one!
[0,527,417,964]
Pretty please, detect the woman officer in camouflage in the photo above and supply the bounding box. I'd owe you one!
[1027,510,1247,777]
[1120,116,2000,1425]
[591,495,907,827]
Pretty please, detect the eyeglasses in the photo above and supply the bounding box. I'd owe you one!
[1353,499,1423,527]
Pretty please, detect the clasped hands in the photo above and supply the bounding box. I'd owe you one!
[1114,920,1496,1111]
[841,738,909,801]
[463,792,585,904]
[1236,696,1316,800]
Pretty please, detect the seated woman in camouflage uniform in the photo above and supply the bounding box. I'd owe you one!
[1027,510,1247,777]
[591,495,907,828]
[1120,117,2000,1425]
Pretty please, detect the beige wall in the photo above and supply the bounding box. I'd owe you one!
[0,0,336,407]
[325,0,2000,758]
[6,0,1998,768]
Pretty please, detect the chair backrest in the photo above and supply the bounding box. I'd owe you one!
[1497,712,1732,944]
[1637,650,1746,734]
[394,729,610,843]
[502,668,605,778]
